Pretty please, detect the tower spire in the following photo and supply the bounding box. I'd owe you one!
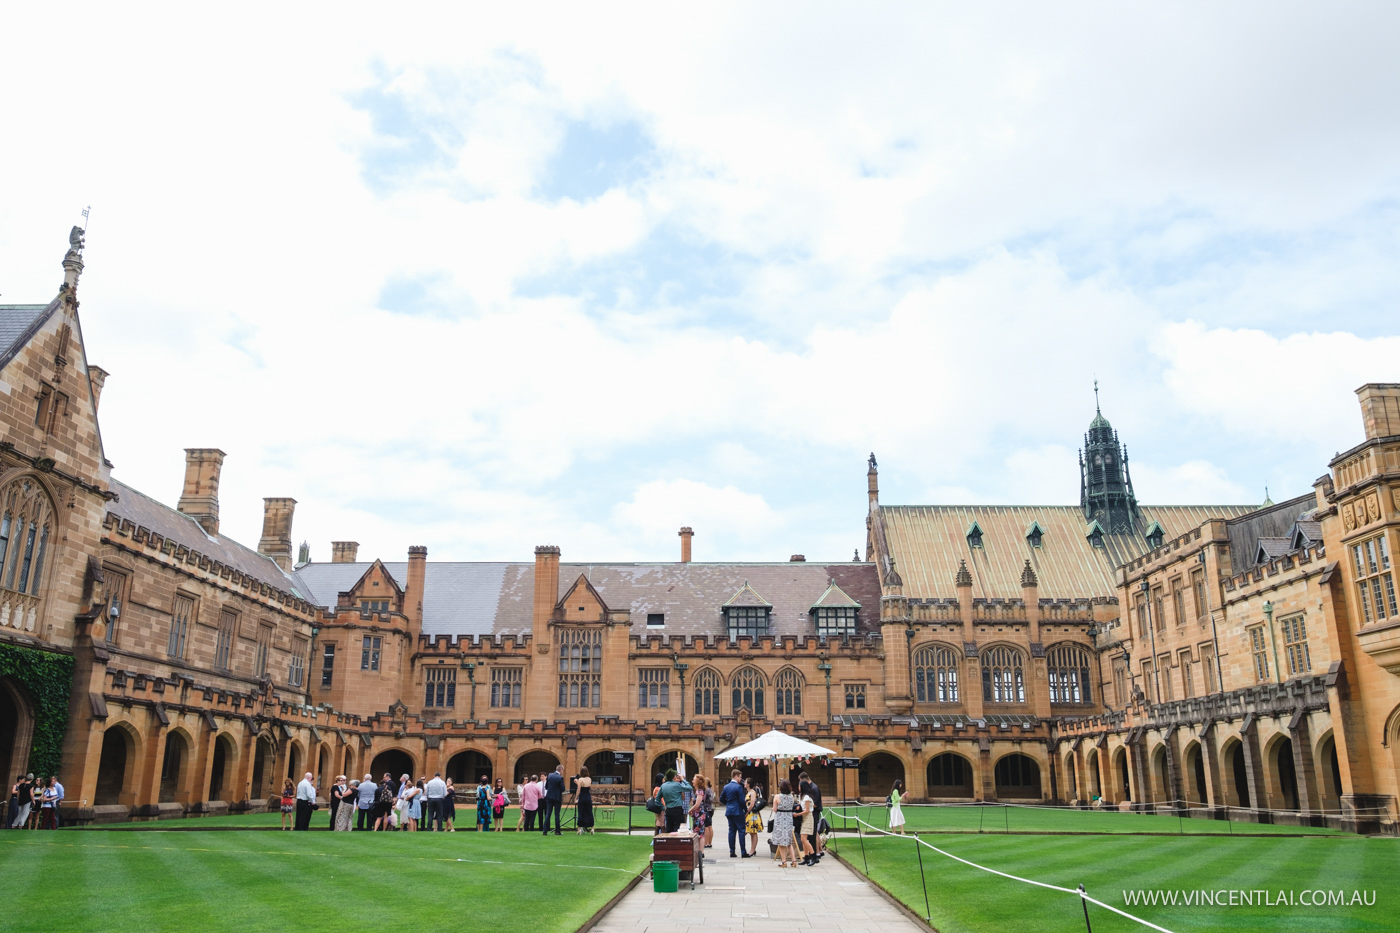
[1094,379,1100,414]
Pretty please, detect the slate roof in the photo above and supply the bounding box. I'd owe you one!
[878,504,1258,600]
[0,301,57,371]
[106,479,313,599]
[293,560,881,642]
[1254,537,1293,564]
[1224,493,1317,575]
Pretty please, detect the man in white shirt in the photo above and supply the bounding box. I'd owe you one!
[424,772,447,831]
[52,778,65,829]
[294,772,316,831]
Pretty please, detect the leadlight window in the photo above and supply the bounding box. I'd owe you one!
[215,609,236,669]
[639,668,670,708]
[1192,570,1206,621]
[1171,578,1186,627]
[1281,614,1310,676]
[1352,536,1397,624]
[1200,643,1217,693]
[1047,644,1092,704]
[1178,649,1194,699]
[168,595,193,659]
[1112,659,1127,707]
[1158,654,1173,701]
[289,638,307,688]
[914,644,959,703]
[731,667,765,715]
[843,683,866,710]
[694,668,720,716]
[815,606,857,638]
[1152,586,1166,632]
[726,606,770,640]
[0,478,53,615]
[361,635,381,671]
[981,646,1025,703]
[1135,597,1147,638]
[557,628,602,708]
[775,668,802,716]
[1248,625,1269,682]
[425,666,456,707]
[491,667,522,707]
[1141,660,1156,703]
[254,624,272,677]
[321,644,336,687]
[359,600,390,616]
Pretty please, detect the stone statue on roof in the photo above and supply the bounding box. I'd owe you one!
[68,225,85,253]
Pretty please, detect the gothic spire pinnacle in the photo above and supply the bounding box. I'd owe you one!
[1020,559,1038,588]
[955,559,972,588]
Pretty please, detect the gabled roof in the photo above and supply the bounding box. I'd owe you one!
[1291,520,1322,549]
[559,572,610,614]
[1143,520,1165,539]
[1084,519,1106,539]
[0,301,58,371]
[346,559,404,600]
[1024,520,1046,541]
[1254,537,1292,565]
[723,580,771,608]
[810,579,861,611]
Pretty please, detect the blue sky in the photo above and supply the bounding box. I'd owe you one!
[2,4,1398,564]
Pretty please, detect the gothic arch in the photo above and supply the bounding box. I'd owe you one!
[160,727,196,804]
[208,732,239,802]
[1263,731,1299,811]
[926,750,975,798]
[913,642,961,704]
[773,666,804,717]
[1220,737,1250,809]
[447,747,495,785]
[980,643,1027,704]
[692,667,721,717]
[857,750,907,797]
[369,747,418,781]
[0,473,62,633]
[729,666,766,716]
[0,676,35,789]
[95,721,142,808]
[512,749,560,784]
[993,750,1042,799]
[1045,642,1093,704]
[1181,739,1208,806]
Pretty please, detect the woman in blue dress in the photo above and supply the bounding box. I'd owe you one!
[476,776,492,831]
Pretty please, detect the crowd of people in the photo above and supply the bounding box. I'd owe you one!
[6,773,64,830]
[714,769,829,867]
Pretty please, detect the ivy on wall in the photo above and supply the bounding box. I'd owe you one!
[0,642,74,778]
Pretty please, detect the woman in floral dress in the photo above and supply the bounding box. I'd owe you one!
[770,778,797,867]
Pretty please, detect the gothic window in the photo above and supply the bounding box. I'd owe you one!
[1191,569,1206,621]
[215,610,237,669]
[425,666,456,707]
[1152,586,1166,632]
[731,667,765,715]
[1112,659,1127,707]
[1200,643,1218,693]
[254,624,272,677]
[1046,644,1092,704]
[289,637,307,688]
[814,607,857,638]
[1248,626,1269,682]
[1281,614,1310,676]
[1088,528,1104,548]
[1352,535,1397,624]
[167,594,194,659]
[360,634,381,671]
[491,667,522,707]
[0,478,54,634]
[693,668,721,716]
[914,644,960,703]
[1158,654,1173,701]
[726,606,770,639]
[33,383,68,436]
[100,567,127,646]
[321,643,336,688]
[1178,649,1194,698]
[980,646,1025,703]
[774,668,802,716]
[639,668,670,708]
[843,683,866,710]
[1171,578,1185,626]
[557,628,602,708]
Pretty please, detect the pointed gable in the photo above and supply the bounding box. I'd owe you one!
[341,558,404,610]
[558,573,609,622]
[723,580,771,608]
[810,579,861,611]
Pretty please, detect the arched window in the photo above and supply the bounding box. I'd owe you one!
[693,668,720,716]
[0,477,54,633]
[913,644,960,703]
[774,668,802,716]
[1047,643,1093,704]
[981,646,1025,703]
[731,667,765,715]
[556,628,601,708]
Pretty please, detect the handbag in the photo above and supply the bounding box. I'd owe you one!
[817,816,829,835]
[766,819,774,833]
[645,794,665,814]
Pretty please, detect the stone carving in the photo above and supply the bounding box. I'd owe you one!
[68,225,84,252]
[1367,494,1380,525]
[1344,506,1356,531]
[1393,487,1400,514]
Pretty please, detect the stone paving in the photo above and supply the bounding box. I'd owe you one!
[590,814,926,933]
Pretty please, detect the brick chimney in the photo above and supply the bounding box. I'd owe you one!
[405,546,427,629]
[790,554,806,562]
[1356,383,1400,440]
[679,527,693,563]
[176,448,226,536]
[534,545,561,649]
[257,498,297,571]
[87,365,108,412]
[331,541,359,563]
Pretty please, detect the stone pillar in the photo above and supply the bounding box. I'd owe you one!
[1198,723,1225,813]
[978,735,994,801]
[1289,710,1320,816]
[256,498,297,571]
[1239,716,1267,821]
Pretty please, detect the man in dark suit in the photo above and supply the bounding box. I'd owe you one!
[719,770,747,857]
[799,770,825,859]
[541,766,565,835]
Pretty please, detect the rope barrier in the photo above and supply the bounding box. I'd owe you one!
[829,800,1388,816]
[828,810,1178,933]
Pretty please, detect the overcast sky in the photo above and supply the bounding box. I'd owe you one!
[3,4,1398,565]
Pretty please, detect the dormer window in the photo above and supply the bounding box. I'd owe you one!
[1085,520,1105,549]
[1144,521,1165,550]
[1025,521,1045,549]
[726,606,770,639]
[966,521,984,549]
[814,607,857,638]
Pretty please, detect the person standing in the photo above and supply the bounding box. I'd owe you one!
[888,779,906,834]
[798,771,824,859]
[355,773,377,830]
[38,778,58,830]
[294,772,316,831]
[400,778,421,832]
[771,779,797,868]
[492,778,507,832]
[11,774,33,830]
[476,776,493,831]
[328,775,346,829]
[334,781,356,831]
[425,772,447,831]
[375,773,396,831]
[520,773,541,831]
[575,767,594,835]
[279,779,296,831]
[743,779,762,858]
[686,775,706,843]
[51,776,63,829]
[796,781,816,866]
[444,778,457,832]
[719,770,746,857]
[659,769,687,835]
[515,778,527,830]
[541,766,565,836]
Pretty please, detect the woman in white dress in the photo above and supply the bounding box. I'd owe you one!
[888,779,906,834]
[770,779,797,868]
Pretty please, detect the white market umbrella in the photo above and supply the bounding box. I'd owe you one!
[714,729,838,763]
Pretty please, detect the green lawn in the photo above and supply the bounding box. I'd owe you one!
[827,803,1344,836]
[827,830,1399,932]
[79,803,655,832]
[0,828,650,932]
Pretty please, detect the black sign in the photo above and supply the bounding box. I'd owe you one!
[612,752,635,764]
[830,757,860,769]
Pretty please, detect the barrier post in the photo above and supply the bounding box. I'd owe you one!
[1078,884,1093,932]
[979,805,986,834]
[1177,805,1183,836]
[1004,804,1009,834]
[856,811,869,875]
[913,832,932,923]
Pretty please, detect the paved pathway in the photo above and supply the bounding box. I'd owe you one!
[591,814,925,933]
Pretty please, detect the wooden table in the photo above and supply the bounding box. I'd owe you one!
[652,832,704,889]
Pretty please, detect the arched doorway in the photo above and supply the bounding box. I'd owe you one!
[209,734,236,801]
[1086,749,1101,798]
[285,741,304,783]
[95,727,135,807]
[1114,748,1131,801]
[994,754,1041,799]
[1184,744,1207,805]
[1317,735,1342,811]
[251,736,275,800]
[1150,746,1169,804]
[0,678,34,789]
[370,749,416,781]
[1272,737,1298,810]
[513,750,560,784]
[1064,754,1079,799]
[926,752,974,798]
[160,732,189,803]
[317,746,332,790]
[1229,742,1251,809]
[858,752,905,798]
[582,750,630,789]
[447,749,494,786]
[343,747,356,779]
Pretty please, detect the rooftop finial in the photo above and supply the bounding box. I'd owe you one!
[1094,378,1100,414]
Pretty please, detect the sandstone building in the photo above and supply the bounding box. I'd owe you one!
[1,231,1396,833]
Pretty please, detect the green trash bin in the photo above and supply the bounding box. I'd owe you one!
[652,860,679,893]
